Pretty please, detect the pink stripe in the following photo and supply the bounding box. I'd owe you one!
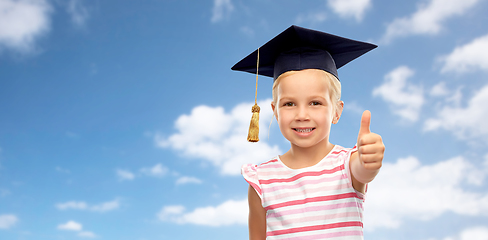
[260,159,278,166]
[265,193,358,211]
[262,175,345,193]
[260,166,343,184]
[264,183,350,202]
[281,230,363,240]
[267,211,362,227]
[329,149,349,155]
[268,221,363,236]
[267,202,360,219]
[259,163,283,169]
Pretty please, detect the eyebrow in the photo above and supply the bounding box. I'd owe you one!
[278,95,328,103]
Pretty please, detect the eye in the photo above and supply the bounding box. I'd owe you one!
[283,102,295,107]
[310,101,322,106]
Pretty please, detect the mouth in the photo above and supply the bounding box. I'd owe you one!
[293,128,315,133]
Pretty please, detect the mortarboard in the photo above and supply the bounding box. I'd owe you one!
[232,25,377,80]
[232,25,377,142]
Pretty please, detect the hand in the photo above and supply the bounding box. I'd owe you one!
[357,110,385,171]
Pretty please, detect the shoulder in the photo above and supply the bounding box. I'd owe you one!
[242,157,280,171]
[241,157,279,174]
[242,156,280,200]
[241,157,280,178]
[319,145,358,171]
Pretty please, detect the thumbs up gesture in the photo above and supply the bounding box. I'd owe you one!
[357,110,385,171]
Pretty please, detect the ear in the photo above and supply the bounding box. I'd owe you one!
[271,101,278,121]
[332,101,344,124]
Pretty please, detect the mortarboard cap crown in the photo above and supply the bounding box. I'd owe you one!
[231,25,377,80]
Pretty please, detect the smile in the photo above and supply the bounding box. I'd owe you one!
[293,128,315,133]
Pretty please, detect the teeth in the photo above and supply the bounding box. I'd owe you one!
[295,128,313,133]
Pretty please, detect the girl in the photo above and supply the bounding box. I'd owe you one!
[232,26,385,240]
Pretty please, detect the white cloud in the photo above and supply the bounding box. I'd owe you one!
[440,226,488,240]
[0,214,18,229]
[78,231,97,238]
[118,164,169,180]
[116,169,135,181]
[429,82,464,109]
[295,11,327,25]
[158,199,247,226]
[57,220,83,231]
[56,201,88,210]
[430,81,449,97]
[57,220,97,237]
[381,0,481,43]
[365,156,488,230]
[327,0,371,21]
[140,163,168,178]
[155,99,281,175]
[424,84,488,143]
[56,199,120,212]
[439,34,488,74]
[343,101,364,115]
[373,66,424,122]
[175,176,202,185]
[90,199,120,212]
[158,205,185,218]
[211,0,233,23]
[66,0,90,27]
[0,0,52,53]
[457,226,488,240]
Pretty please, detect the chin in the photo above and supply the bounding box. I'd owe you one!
[289,138,329,149]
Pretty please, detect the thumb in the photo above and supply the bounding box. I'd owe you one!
[358,110,371,138]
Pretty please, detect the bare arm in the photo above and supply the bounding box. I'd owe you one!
[248,185,266,240]
[350,110,385,193]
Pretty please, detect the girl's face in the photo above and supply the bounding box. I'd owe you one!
[272,69,341,149]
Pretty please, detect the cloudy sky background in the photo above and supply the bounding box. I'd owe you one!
[1,0,488,239]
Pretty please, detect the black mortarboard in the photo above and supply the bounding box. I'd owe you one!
[231,25,377,80]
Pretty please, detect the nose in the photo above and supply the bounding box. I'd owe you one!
[295,105,310,121]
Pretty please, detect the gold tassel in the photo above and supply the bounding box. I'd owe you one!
[247,48,260,142]
[247,103,260,142]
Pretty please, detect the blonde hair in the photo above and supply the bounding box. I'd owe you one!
[272,70,342,107]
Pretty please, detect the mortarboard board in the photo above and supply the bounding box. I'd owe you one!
[232,25,377,142]
[232,25,377,80]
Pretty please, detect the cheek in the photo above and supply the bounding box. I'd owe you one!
[275,108,292,124]
[315,108,335,123]
[275,108,284,122]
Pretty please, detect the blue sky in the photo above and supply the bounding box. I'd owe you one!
[1,0,488,239]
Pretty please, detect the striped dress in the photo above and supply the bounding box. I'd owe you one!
[241,145,365,240]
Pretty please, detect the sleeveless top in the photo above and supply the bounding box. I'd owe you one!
[241,145,365,240]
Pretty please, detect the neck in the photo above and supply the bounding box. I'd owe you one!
[282,139,335,169]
